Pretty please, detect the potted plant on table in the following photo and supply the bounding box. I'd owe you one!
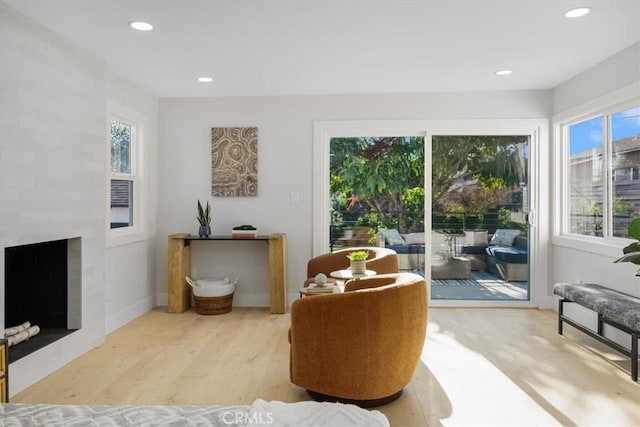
[197,200,212,237]
[614,217,640,276]
[347,250,369,274]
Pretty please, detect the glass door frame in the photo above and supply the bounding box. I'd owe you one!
[313,119,549,308]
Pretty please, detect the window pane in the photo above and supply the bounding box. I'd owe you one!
[611,106,640,238]
[110,179,133,229]
[111,120,131,174]
[568,117,603,236]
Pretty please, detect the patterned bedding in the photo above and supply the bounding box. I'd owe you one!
[0,399,390,427]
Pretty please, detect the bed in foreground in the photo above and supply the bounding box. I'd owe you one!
[0,398,389,426]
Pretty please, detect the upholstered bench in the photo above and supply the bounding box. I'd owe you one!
[553,282,640,381]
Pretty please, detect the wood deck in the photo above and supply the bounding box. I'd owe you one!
[431,270,529,300]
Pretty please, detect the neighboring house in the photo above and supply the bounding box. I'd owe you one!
[110,180,131,228]
[570,135,640,236]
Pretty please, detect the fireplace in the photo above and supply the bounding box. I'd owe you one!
[4,238,81,363]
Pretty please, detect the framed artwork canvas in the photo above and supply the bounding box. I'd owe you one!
[211,127,258,197]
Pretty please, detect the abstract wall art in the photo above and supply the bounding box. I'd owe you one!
[211,127,258,197]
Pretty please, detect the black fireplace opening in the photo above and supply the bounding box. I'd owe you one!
[4,239,79,363]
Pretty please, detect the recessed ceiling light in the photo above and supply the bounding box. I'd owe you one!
[565,7,591,18]
[129,21,153,31]
[495,69,513,76]
[197,77,213,83]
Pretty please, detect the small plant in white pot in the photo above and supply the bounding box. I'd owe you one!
[347,250,369,274]
[197,200,211,237]
[614,217,640,276]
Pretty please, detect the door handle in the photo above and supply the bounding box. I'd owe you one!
[526,210,535,227]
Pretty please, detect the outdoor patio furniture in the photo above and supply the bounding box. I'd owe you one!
[333,226,373,247]
[378,229,425,271]
[461,231,528,281]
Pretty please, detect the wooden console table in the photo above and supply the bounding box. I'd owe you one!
[167,233,287,314]
[0,338,7,402]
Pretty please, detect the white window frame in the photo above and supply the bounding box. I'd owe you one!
[106,101,147,247]
[313,118,548,308]
[552,81,640,256]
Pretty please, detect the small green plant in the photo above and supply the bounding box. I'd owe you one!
[346,250,369,261]
[613,217,640,276]
[197,200,211,226]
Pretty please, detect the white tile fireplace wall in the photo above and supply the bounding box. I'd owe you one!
[0,5,107,394]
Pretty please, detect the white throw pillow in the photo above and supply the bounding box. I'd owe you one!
[403,232,425,245]
[378,228,405,245]
[489,229,521,246]
[465,230,488,245]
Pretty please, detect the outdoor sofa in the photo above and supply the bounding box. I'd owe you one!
[461,230,528,281]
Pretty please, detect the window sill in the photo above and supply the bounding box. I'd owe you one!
[107,228,148,248]
[551,234,628,259]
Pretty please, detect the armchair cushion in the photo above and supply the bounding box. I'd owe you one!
[485,245,527,264]
[461,244,490,255]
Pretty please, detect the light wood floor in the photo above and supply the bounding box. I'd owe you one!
[12,307,640,426]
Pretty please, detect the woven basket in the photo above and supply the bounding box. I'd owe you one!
[193,292,234,315]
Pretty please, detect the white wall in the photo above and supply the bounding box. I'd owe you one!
[552,42,640,114]
[104,75,159,333]
[157,91,550,306]
[550,42,640,300]
[0,4,159,396]
[0,4,107,395]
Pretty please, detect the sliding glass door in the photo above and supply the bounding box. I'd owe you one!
[430,135,530,301]
[329,136,426,275]
[313,119,545,306]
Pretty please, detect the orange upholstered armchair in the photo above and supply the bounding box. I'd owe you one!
[303,247,398,287]
[289,272,428,407]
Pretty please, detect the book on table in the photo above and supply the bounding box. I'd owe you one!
[305,285,336,293]
[232,232,257,238]
[231,226,257,238]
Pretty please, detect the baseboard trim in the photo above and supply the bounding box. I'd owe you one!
[106,296,155,334]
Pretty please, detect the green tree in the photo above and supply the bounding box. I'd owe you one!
[330,135,527,233]
[432,135,527,213]
[330,137,424,232]
[110,120,131,174]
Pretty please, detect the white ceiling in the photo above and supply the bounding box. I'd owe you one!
[4,0,640,98]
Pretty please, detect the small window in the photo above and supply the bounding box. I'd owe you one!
[568,116,604,236]
[110,119,134,229]
[106,103,146,247]
[611,105,640,237]
[563,104,640,239]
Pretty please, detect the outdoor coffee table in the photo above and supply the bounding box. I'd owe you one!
[431,256,471,280]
